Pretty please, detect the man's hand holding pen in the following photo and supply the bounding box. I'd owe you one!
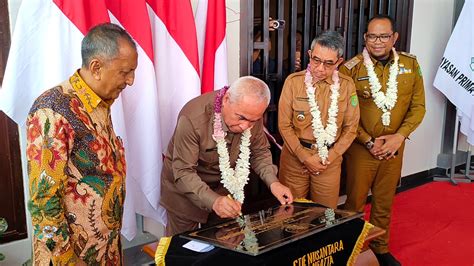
[212,194,242,219]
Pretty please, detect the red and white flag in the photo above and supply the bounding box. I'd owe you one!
[0,0,109,123]
[196,0,228,93]
[146,0,201,150]
[105,0,166,240]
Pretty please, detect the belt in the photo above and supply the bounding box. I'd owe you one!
[300,140,316,149]
[299,139,334,149]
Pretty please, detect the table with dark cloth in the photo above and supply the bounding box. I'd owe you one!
[154,206,372,266]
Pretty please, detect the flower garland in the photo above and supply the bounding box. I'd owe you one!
[362,47,399,126]
[304,65,340,163]
[212,87,251,203]
[236,216,259,254]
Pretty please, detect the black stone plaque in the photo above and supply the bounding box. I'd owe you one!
[181,203,363,256]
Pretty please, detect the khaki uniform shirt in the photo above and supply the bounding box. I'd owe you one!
[278,71,360,163]
[339,51,426,143]
[160,91,278,223]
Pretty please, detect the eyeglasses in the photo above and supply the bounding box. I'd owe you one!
[309,57,337,68]
[365,33,393,43]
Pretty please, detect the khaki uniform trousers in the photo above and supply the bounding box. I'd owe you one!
[279,145,342,209]
[343,142,405,254]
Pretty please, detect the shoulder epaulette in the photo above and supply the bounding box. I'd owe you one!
[343,56,361,70]
[399,51,417,59]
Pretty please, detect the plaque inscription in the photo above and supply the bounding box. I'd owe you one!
[181,203,362,256]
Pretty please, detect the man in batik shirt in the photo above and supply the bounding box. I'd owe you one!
[26,23,137,265]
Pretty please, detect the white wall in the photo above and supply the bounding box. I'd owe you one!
[401,0,455,176]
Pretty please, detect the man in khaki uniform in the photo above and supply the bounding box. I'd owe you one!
[339,15,425,266]
[160,76,293,236]
[278,31,360,209]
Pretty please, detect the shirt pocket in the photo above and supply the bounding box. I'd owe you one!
[354,76,370,91]
[292,97,311,127]
[397,73,415,97]
[199,145,219,170]
[355,83,372,104]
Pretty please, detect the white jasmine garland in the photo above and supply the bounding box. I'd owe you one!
[304,66,340,163]
[362,47,399,126]
[212,88,252,203]
[236,216,258,254]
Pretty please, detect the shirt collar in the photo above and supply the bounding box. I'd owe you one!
[323,74,335,85]
[69,70,107,113]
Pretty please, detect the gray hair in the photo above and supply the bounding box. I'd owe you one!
[310,30,344,57]
[228,76,271,105]
[81,23,137,67]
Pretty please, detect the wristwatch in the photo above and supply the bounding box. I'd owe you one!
[365,138,375,150]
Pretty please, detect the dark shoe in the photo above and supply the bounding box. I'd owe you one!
[374,252,401,266]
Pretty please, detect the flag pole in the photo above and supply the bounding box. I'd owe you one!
[434,108,472,184]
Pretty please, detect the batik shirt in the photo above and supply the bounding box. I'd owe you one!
[26,71,126,265]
